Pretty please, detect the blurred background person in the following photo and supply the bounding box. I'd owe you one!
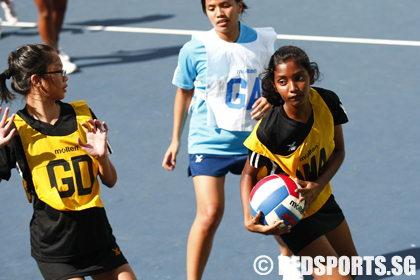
[0,0,18,38]
[33,0,77,74]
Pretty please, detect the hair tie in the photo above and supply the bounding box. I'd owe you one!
[3,69,11,79]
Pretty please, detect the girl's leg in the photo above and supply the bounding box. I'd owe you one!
[91,263,137,280]
[275,235,293,256]
[187,175,226,280]
[275,236,303,280]
[298,219,358,280]
[33,0,67,46]
[33,0,56,45]
[324,219,358,279]
[1,0,18,25]
[299,235,352,280]
[51,0,67,39]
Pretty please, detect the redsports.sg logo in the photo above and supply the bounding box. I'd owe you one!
[253,255,417,276]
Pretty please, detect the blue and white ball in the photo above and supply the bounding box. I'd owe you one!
[249,174,305,228]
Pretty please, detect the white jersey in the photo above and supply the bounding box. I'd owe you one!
[172,22,276,155]
[193,27,276,131]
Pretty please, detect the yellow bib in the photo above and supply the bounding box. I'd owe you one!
[244,88,334,217]
[13,101,104,211]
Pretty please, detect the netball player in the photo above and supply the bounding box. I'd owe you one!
[161,0,285,279]
[241,46,359,279]
[0,44,136,280]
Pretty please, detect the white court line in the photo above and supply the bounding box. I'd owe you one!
[3,21,420,47]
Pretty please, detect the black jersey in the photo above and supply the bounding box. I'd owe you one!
[0,101,116,262]
[249,87,348,173]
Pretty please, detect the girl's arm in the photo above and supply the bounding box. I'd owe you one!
[241,157,291,235]
[77,119,117,188]
[96,156,117,188]
[296,124,345,215]
[162,87,194,171]
[0,107,16,185]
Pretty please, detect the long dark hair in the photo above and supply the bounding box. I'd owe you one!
[0,44,56,105]
[200,0,248,14]
[260,45,322,106]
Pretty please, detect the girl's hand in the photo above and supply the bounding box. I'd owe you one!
[244,210,291,235]
[77,119,108,159]
[295,178,324,216]
[162,141,179,171]
[0,107,15,148]
[251,97,272,120]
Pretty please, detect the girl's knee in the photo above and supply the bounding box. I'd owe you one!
[38,7,53,20]
[196,206,224,231]
[53,0,67,13]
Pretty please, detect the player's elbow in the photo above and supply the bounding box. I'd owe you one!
[102,174,118,188]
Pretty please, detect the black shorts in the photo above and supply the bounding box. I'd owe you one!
[36,242,128,280]
[280,194,345,255]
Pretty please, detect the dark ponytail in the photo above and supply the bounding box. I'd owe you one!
[0,69,16,105]
[0,44,55,105]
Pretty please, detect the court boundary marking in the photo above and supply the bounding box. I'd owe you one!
[2,21,420,47]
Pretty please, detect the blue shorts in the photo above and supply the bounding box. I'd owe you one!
[188,154,248,177]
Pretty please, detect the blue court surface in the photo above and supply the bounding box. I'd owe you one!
[1,0,419,279]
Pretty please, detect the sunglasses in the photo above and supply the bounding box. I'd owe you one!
[38,70,67,77]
